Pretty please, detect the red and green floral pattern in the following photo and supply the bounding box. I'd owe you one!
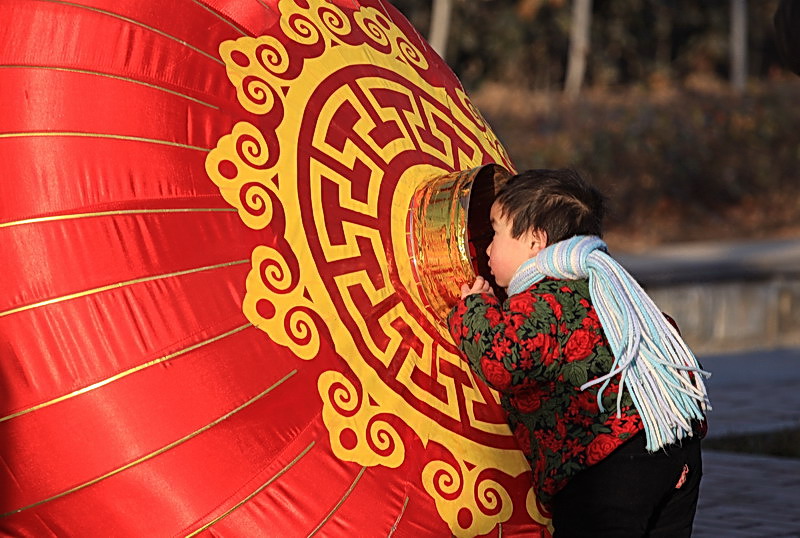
[448,278,643,508]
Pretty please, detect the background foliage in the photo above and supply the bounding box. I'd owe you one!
[473,82,800,247]
[392,0,800,249]
[392,0,785,91]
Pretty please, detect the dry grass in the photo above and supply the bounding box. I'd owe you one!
[471,80,800,252]
[704,427,800,459]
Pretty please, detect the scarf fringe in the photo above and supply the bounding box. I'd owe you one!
[508,236,710,452]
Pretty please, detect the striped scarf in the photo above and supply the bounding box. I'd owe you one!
[508,235,710,452]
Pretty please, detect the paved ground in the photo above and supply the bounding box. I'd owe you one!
[692,348,800,537]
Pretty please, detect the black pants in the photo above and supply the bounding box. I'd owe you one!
[551,432,702,538]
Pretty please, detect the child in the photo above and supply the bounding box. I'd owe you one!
[448,169,709,537]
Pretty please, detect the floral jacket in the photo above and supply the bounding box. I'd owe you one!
[447,278,643,508]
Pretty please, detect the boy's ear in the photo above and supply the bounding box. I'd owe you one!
[527,229,548,255]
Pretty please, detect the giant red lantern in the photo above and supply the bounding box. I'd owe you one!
[0,1,551,535]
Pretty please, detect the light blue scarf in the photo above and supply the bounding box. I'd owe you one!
[508,235,710,452]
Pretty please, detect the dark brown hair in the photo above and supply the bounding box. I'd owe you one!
[494,168,606,244]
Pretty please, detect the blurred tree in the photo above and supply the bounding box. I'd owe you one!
[429,0,453,60]
[652,0,674,75]
[730,0,748,91]
[774,0,800,75]
[564,0,592,97]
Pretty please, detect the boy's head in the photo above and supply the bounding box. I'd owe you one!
[486,169,605,287]
[494,168,605,244]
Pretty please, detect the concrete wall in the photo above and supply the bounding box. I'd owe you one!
[646,277,800,355]
[615,237,800,356]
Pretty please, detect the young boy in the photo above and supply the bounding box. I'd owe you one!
[448,169,709,537]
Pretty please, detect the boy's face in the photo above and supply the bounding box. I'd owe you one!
[486,202,546,288]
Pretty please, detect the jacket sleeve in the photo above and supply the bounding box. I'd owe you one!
[447,290,554,392]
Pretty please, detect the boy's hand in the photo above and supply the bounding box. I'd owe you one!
[460,276,494,299]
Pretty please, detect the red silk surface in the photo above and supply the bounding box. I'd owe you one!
[0,1,547,536]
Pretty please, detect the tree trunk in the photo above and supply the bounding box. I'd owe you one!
[429,0,453,62]
[774,0,800,75]
[730,0,747,92]
[654,2,673,72]
[564,0,592,98]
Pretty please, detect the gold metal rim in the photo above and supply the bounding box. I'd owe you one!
[407,163,511,323]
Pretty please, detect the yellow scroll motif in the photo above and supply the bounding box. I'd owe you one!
[205,122,278,231]
[219,36,289,116]
[281,1,353,45]
[526,488,555,534]
[352,7,428,70]
[318,371,405,468]
[243,246,319,360]
[422,458,513,538]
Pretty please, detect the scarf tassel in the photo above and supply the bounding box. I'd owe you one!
[508,235,711,452]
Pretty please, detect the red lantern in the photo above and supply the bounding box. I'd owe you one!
[0,1,549,535]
